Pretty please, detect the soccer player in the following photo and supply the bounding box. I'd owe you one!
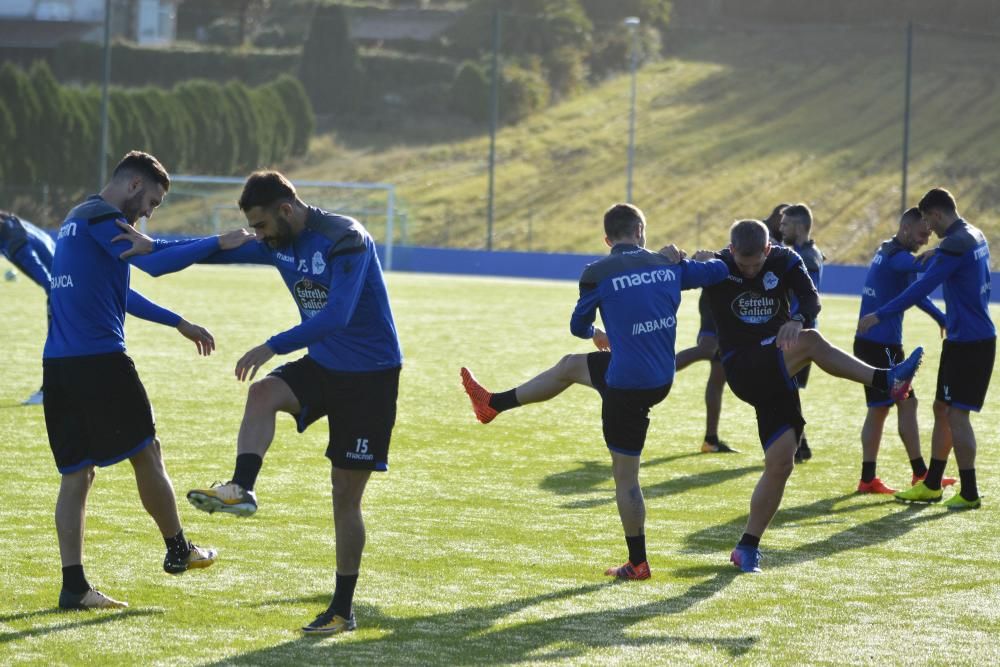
[463,203,729,581]
[1,210,57,404]
[762,202,790,244]
[860,188,995,509]
[186,171,403,635]
[779,203,824,462]
[693,219,922,573]
[853,207,952,494]
[673,291,737,453]
[45,151,245,609]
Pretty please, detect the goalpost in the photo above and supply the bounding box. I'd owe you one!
[155,175,398,270]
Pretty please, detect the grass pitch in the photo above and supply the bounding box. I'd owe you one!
[1,265,998,666]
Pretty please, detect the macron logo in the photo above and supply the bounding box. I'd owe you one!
[974,246,989,261]
[611,269,675,291]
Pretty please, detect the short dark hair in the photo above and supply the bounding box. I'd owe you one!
[603,203,645,240]
[918,188,957,215]
[730,219,769,255]
[238,170,298,211]
[111,151,169,191]
[782,203,813,233]
[900,206,922,225]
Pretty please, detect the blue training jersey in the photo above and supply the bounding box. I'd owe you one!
[875,219,994,343]
[203,206,402,373]
[44,195,226,359]
[857,237,946,346]
[0,214,55,290]
[570,244,728,389]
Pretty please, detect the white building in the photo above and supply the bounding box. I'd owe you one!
[0,0,180,45]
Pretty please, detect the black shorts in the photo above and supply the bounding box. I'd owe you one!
[722,340,804,450]
[793,363,812,389]
[43,352,156,474]
[936,337,995,411]
[587,352,670,455]
[269,356,400,471]
[854,338,910,407]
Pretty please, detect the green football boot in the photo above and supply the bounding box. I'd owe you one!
[894,481,943,503]
[943,493,981,510]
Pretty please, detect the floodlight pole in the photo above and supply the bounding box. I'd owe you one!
[625,17,640,203]
[900,20,913,215]
[486,8,501,251]
[98,0,112,189]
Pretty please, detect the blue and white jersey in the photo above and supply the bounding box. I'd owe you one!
[0,213,55,290]
[570,244,728,389]
[205,206,402,373]
[876,219,994,342]
[857,237,946,346]
[788,239,823,328]
[44,195,224,359]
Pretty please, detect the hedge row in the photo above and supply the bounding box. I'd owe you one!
[0,61,314,190]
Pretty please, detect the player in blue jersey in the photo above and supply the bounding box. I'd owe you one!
[186,171,403,635]
[1,211,56,404]
[44,151,255,610]
[692,219,923,572]
[779,204,825,463]
[853,207,952,494]
[860,188,995,509]
[462,203,729,581]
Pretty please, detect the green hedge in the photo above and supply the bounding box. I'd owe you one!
[0,61,314,191]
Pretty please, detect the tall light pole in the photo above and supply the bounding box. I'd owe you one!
[98,0,112,189]
[624,16,640,203]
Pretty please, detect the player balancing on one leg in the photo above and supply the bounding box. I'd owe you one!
[853,206,955,494]
[463,203,730,580]
[860,188,995,509]
[690,219,923,573]
[673,289,738,453]
[43,152,247,609]
[186,171,403,634]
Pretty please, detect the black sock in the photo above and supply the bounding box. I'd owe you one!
[488,389,520,413]
[232,453,263,491]
[330,573,359,618]
[861,461,877,483]
[738,533,760,548]
[799,434,809,449]
[872,369,889,392]
[958,468,979,501]
[165,529,190,557]
[924,457,947,490]
[704,434,719,445]
[61,564,90,594]
[910,457,928,477]
[625,534,647,565]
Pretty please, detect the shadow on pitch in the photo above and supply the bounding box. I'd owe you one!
[683,492,951,569]
[539,452,730,496]
[0,608,162,644]
[205,573,755,665]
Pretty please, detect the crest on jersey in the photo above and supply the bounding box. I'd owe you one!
[293,278,329,317]
[763,271,778,290]
[312,251,326,275]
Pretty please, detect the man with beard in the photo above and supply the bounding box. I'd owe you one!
[690,220,923,572]
[44,151,248,609]
[187,170,403,635]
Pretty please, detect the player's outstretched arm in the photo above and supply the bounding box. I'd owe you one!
[658,244,687,263]
[235,343,275,382]
[11,245,53,292]
[874,252,959,321]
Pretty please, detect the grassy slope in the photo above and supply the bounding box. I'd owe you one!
[287,25,1000,263]
[1,263,998,665]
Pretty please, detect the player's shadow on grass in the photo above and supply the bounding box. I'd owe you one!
[0,608,161,644]
[540,455,760,510]
[214,573,754,665]
[683,493,950,569]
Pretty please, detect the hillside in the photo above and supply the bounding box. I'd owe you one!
[290,23,1000,263]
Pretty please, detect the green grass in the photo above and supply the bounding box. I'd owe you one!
[278,25,1000,263]
[1,264,998,665]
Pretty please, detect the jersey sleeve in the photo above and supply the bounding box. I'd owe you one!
[198,240,275,265]
[266,245,371,354]
[887,251,923,273]
[126,289,182,327]
[875,252,962,319]
[786,259,821,322]
[10,244,53,291]
[570,275,600,339]
[131,236,223,276]
[916,296,947,328]
[679,258,729,290]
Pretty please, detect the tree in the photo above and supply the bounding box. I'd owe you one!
[298,3,366,114]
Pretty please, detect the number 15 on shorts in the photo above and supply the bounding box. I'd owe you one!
[355,438,368,454]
